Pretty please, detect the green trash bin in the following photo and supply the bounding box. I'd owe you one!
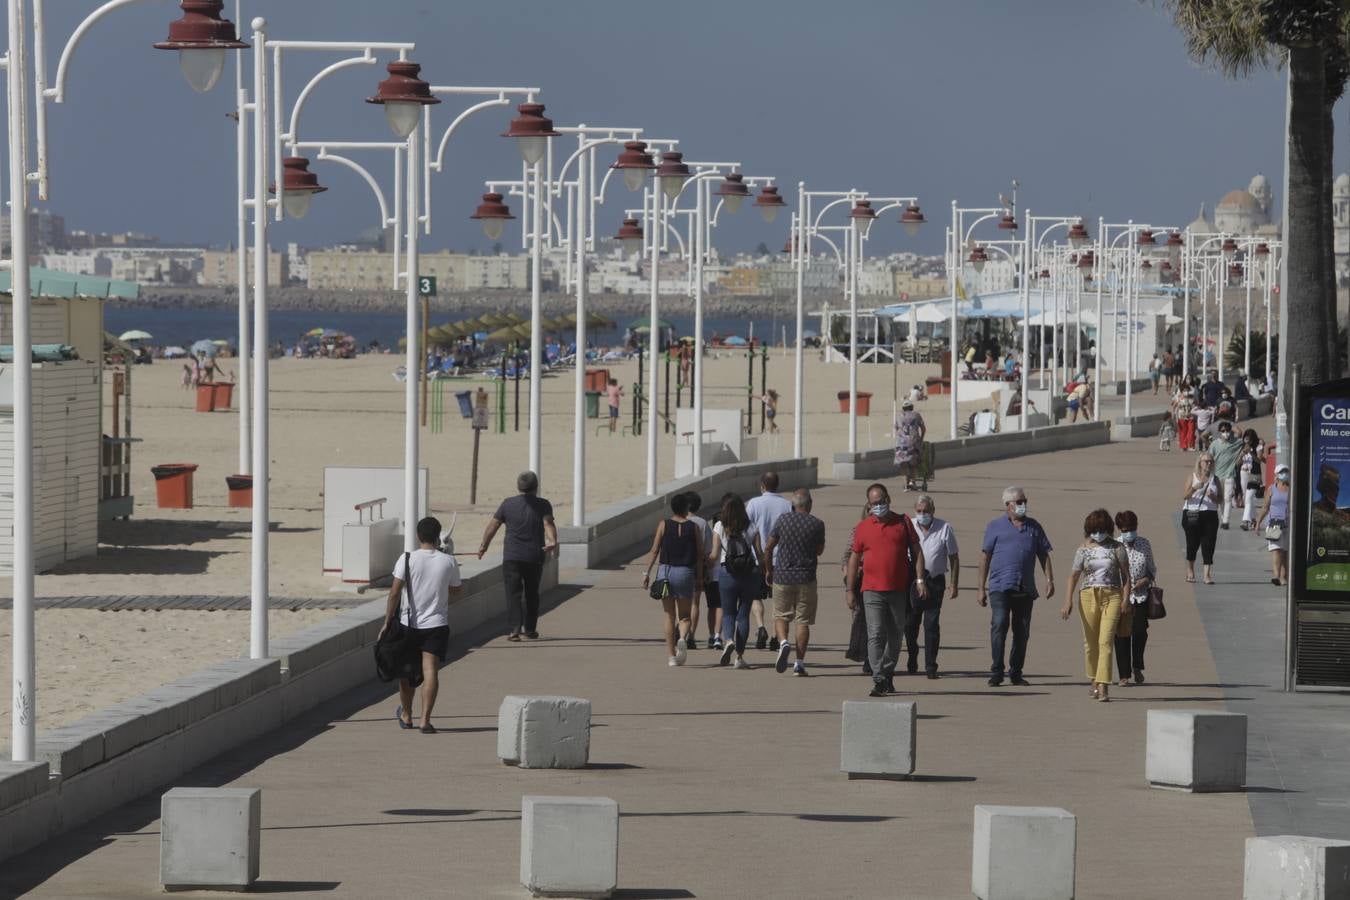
[585,390,601,418]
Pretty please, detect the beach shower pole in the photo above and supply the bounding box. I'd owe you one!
[234,15,250,477]
[794,193,805,458]
[646,181,662,494]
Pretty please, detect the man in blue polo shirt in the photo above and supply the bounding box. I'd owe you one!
[977,485,1054,687]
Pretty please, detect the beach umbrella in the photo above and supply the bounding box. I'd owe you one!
[723,335,748,346]
[211,339,231,346]
[306,327,326,336]
[189,338,220,357]
[628,317,673,331]
[587,311,616,328]
[163,345,188,358]
[118,329,153,341]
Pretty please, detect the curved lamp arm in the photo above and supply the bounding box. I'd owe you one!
[285,54,376,150]
[807,229,844,268]
[810,194,860,232]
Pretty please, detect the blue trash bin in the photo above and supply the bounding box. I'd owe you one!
[455,390,473,418]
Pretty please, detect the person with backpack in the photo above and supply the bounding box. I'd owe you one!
[641,492,705,667]
[709,494,764,670]
[379,516,463,734]
[845,483,927,696]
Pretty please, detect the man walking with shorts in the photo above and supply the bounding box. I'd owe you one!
[746,471,792,650]
[381,516,462,734]
[763,488,826,676]
[479,471,558,640]
[607,378,623,433]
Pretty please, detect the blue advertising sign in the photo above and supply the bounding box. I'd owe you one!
[1307,394,1350,593]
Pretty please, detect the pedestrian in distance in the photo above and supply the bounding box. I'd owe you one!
[976,486,1055,687]
[763,488,826,676]
[478,471,557,641]
[904,494,959,679]
[1210,421,1243,530]
[1180,452,1221,584]
[381,516,463,734]
[893,400,927,493]
[641,492,704,667]
[606,378,623,433]
[1158,411,1176,451]
[761,388,780,433]
[1060,509,1131,702]
[684,491,721,648]
[746,471,792,651]
[1239,429,1265,530]
[709,493,765,670]
[1113,510,1157,687]
[1256,464,1291,587]
[846,483,927,696]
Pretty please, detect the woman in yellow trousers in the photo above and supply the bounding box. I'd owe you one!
[1061,508,1132,702]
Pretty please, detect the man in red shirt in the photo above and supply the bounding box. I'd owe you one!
[846,483,927,696]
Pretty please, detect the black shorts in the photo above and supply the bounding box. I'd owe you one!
[609,405,620,418]
[704,580,721,609]
[409,625,449,661]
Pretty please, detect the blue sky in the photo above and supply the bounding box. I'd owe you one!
[28,0,1344,258]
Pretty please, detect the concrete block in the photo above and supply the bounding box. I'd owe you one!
[0,761,51,809]
[840,700,916,779]
[160,787,261,891]
[972,805,1076,900]
[498,696,592,769]
[1244,835,1350,900]
[520,795,618,898]
[1146,709,1247,792]
[36,723,106,778]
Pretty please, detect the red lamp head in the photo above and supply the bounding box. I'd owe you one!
[1077,250,1095,269]
[153,0,248,93]
[502,103,559,165]
[1137,228,1155,248]
[968,244,989,273]
[1067,221,1090,247]
[612,141,655,192]
[1221,237,1239,257]
[997,212,1018,231]
[268,156,327,219]
[899,203,925,237]
[614,216,644,255]
[1255,242,1271,257]
[366,61,440,139]
[850,199,877,237]
[754,184,787,223]
[470,191,515,241]
[714,173,751,215]
[1165,231,1185,248]
[654,151,691,202]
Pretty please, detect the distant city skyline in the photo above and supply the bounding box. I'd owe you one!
[25,1,1350,260]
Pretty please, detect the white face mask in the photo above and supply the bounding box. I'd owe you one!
[1011,504,1028,519]
[870,503,890,518]
[1120,530,1137,543]
[1090,531,1109,543]
[915,513,933,527]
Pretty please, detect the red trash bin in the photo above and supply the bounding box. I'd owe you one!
[212,382,234,410]
[152,463,199,509]
[226,474,252,508]
[837,391,872,416]
[194,384,216,412]
[586,368,610,392]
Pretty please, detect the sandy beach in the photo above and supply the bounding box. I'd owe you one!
[0,345,1027,738]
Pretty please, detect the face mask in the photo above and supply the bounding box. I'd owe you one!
[1120,530,1137,543]
[871,503,890,518]
[1090,531,1109,542]
[1219,431,1232,441]
[915,513,933,527]
[1012,504,1028,519]
[1277,473,1290,484]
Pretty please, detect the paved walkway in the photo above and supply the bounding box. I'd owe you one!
[4,436,1287,899]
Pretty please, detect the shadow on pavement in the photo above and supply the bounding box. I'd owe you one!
[251,881,342,894]
[613,890,696,899]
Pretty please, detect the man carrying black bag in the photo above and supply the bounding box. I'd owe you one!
[377,516,462,734]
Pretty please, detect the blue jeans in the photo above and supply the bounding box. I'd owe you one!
[718,569,759,655]
[989,590,1034,680]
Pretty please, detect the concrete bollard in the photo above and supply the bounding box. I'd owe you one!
[972,805,1076,900]
[160,787,261,892]
[520,795,618,898]
[839,700,916,780]
[1146,709,1247,792]
[498,695,592,769]
[1244,835,1350,899]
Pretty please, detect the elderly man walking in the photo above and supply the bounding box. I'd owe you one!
[746,471,793,651]
[977,485,1054,687]
[478,471,558,641]
[847,483,927,696]
[904,494,959,679]
[763,488,826,676]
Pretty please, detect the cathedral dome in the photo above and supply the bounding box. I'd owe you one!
[1217,189,1259,212]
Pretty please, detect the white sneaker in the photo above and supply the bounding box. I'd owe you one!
[734,654,750,670]
[719,642,736,666]
[675,637,688,666]
[775,640,792,673]
[668,656,679,667]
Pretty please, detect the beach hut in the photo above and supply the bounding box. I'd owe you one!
[0,266,140,571]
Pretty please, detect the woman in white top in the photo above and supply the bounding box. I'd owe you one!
[1180,453,1221,585]
[1112,510,1158,686]
[1060,509,1131,702]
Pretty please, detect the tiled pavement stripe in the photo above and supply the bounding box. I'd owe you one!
[0,596,370,610]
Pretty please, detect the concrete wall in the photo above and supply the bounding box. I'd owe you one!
[832,421,1111,481]
[557,455,818,569]
[0,555,557,864]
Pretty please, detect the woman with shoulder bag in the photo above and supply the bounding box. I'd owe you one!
[708,494,764,670]
[1113,510,1158,686]
[1256,464,1291,587]
[1060,509,1132,702]
[642,492,704,667]
[1239,429,1264,531]
[1181,453,1221,584]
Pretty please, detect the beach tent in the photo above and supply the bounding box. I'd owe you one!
[163,346,187,358]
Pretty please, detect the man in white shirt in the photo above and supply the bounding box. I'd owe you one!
[905,494,959,679]
[380,516,463,733]
[745,471,792,650]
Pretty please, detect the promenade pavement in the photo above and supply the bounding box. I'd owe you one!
[5,434,1272,899]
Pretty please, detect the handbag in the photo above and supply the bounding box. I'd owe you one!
[1145,585,1167,620]
[374,552,425,686]
[649,565,670,600]
[1263,521,1284,541]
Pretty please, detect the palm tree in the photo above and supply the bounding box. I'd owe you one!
[1164,0,1345,397]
